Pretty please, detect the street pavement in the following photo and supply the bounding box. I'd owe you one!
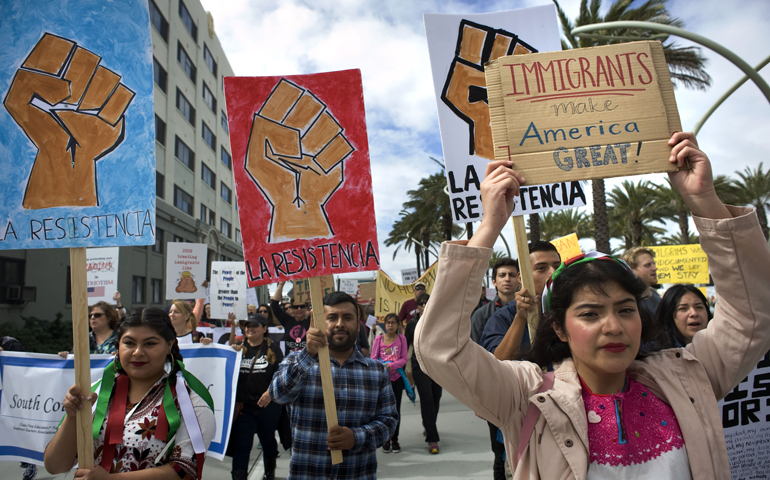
[0,391,495,480]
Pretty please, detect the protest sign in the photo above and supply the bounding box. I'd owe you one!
[649,244,709,284]
[224,69,380,287]
[246,287,258,306]
[210,262,248,320]
[293,275,335,306]
[359,281,376,302]
[486,286,497,301]
[485,40,682,186]
[401,268,418,284]
[375,263,438,317]
[424,6,563,223]
[551,233,582,261]
[0,0,156,250]
[166,243,208,300]
[339,279,359,296]
[85,247,119,304]
[718,350,770,479]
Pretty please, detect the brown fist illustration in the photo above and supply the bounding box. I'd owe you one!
[4,33,134,209]
[245,79,354,243]
[441,20,536,159]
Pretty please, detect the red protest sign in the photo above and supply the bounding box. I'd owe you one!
[225,69,380,287]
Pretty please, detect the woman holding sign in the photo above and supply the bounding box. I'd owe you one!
[414,133,770,478]
[44,308,215,479]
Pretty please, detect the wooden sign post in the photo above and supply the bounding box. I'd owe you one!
[511,217,540,342]
[308,277,343,465]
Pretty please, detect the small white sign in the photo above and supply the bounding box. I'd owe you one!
[401,268,418,284]
[85,247,119,304]
[340,279,359,296]
[166,243,208,300]
[210,261,248,321]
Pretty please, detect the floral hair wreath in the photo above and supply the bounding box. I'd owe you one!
[542,252,634,315]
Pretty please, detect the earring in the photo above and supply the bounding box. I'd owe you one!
[113,354,122,371]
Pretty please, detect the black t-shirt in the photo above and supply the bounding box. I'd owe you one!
[236,340,284,404]
[270,299,311,356]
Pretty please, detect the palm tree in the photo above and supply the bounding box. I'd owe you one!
[607,180,665,247]
[529,214,541,243]
[536,209,594,241]
[655,178,692,244]
[384,212,426,274]
[731,163,770,239]
[660,232,699,245]
[554,0,712,252]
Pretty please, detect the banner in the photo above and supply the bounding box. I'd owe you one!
[718,350,770,479]
[649,244,709,284]
[210,262,248,320]
[485,41,681,186]
[424,6,563,223]
[224,69,380,286]
[0,345,240,464]
[293,275,334,306]
[166,242,208,300]
[375,263,438,317]
[0,0,156,249]
[550,233,582,262]
[86,247,119,304]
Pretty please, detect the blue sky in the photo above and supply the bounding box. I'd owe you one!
[200,0,770,282]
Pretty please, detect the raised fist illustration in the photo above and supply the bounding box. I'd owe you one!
[441,20,536,159]
[4,33,134,209]
[245,79,354,243]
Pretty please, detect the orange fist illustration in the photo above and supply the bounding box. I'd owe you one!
[441,20,535,159]
[4,33,134,209]
[245,79,354,243]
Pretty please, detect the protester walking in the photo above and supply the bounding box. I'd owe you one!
[656,285,712,347]
[170,299,212,345]
[371,313,408,453]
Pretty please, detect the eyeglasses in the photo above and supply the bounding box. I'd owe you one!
[89,313,104,319]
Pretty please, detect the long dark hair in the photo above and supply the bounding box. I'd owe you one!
[526,259,666,367]
[116,307,184,383]
[656,285,712,347]
[258,303,280,326]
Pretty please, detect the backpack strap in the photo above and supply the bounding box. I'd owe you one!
[517,371,555,462]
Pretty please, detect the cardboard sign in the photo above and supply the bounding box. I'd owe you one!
[649,244,709,284]
[85,247,119,304]
[359,281,376,302]
[375,263,438,317]
[485,41,681,185]
[210,262,248,320]
[166,243,208,300]
[551,233,582,262]
[424,6,563,223]
[0,0,156,250]
[224,70,380,287]
[293,275,334,306]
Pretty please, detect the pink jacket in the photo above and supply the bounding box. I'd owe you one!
[370,334,408,382]
[415,207,770,480]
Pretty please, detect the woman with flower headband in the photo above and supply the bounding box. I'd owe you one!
[44,308,215,480]
[414,132,770,479]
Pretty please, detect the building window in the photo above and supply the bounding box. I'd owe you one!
[132,276,145,305]
[200,204,208,223]
[208,211,215,227]
[152,228,164,254]
[151,279,162,304]
[179,0,197,41]
[173,234,184,242]
[202,82,216,112]
[221,147,232,170]
[174,185,193,216]
[156,171,165,199]
[177,42,196,83]
[235,228,242,245]
[220,219,231,238]
[155,114,166,145]
[221,111,229,135]
[201,162,215,189]
[0,257,25,304]
[153,57,167,92]
[176,88,195,125]
[174,135,194,171]
[204,44,217,77]
[221,182,231,203]
[149,0,169,42]
[202,121,216,150]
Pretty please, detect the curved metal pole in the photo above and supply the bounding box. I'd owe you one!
[408,236,439,257]
[498,231,512,258]
[571,22,770,104]
[694,54,770,135]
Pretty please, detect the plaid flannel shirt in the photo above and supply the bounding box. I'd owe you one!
[269,348,398,480]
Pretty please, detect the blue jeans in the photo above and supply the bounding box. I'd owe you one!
[231,402,282,471]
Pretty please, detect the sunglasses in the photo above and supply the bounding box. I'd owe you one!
[258,309,269,314]
[417,302,427,307]
[89,312,104,319]
[294,305,307,309]
[414,286,426,291]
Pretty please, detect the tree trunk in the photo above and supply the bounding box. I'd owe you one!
[592,179,611,253]
[443,214,453,241]
[756,203,770,240]
[466,222,474,240]
[422,230,430,268]
[415,245,422,276]
[678,210,690,244]
[633,221,643,247]
[529,214,540,244]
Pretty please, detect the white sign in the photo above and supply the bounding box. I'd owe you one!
[210,262,248,321]
[718,351,770,479]
[166,243,208,300]
[246,287,258,307]
[401,268,419,284]
[86,247,119,304]
[340,279,359,296]
[486,286,497,301]
[424,6,563,223]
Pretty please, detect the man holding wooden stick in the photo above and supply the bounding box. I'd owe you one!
[269,291,397,479]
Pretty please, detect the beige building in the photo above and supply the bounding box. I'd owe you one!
[0,0,267,325]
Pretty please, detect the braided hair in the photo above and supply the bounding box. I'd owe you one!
[116,307,184,383]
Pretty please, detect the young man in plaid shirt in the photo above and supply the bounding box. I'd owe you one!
[270,291,398,479]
